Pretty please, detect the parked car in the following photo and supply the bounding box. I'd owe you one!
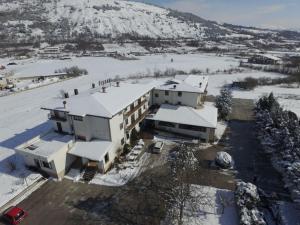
[7,62,17,66]
[152,141,164,154]
[2,206,28,225]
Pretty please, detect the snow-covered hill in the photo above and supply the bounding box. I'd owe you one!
[0,0,299,45]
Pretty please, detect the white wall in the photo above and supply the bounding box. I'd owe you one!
[152,89,202,108]
[87,116,110,140]
[72,116,110,141]
[154,121,215,142]
[17,140,76,179]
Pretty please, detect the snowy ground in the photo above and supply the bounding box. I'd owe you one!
[179,185,238,225]
[206,71,300,116]
[90,152,149,186]
[0,54,238,78]
[0,147,41,208]
[0,53,299,207]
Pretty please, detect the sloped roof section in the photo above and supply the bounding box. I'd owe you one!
[156,75,208,93]
[151,103,217,128]
[42,81,158,118]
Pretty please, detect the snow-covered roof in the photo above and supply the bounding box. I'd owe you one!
[257,54,281,61]
[156,75,208,93]
[16,132,74,161]
[42,81,157,118]
[69,140,114,161]
[150,104,218,128]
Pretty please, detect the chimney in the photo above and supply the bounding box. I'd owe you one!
[74,89,79,95]
[98,81,101,86]
[116,81,120,87]
[63,100,67,109]
[199,82,202,88]
[102,86,106,93]
[92,83,95,89]
[64,92,69,98]
[173,85,176,89]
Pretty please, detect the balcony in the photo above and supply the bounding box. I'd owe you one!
[126,110,148,131]
[124,99,147,117]
[48,114,67,122]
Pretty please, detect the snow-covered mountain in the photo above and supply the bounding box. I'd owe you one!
[0,0,299,45]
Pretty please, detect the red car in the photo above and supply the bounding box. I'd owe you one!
[2,207,28,225]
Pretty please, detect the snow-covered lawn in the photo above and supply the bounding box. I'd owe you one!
[0,147,41,208]
[180,185,238,225]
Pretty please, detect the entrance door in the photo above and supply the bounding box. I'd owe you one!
[57,122,63,133]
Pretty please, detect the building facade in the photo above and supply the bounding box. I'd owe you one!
[16,75,218,179]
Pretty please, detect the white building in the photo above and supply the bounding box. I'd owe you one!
[16,81,155,178]
[152,75,208,107]
[149,75,217,142]
[16,75,218,178]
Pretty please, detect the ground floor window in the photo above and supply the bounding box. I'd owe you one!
[178,124,207,132]
[121,138,125,145]
[104,153,109,164]
[41,160,52,169]
[158,121,175,128]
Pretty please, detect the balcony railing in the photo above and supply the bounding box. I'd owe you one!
[48,114,67,122]
[124,99,147,117]
[126,110,148,131]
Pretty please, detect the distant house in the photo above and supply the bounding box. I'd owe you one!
[248,54,282,65]
[15,75,218,178]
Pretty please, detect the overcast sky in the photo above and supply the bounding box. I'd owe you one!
[137,0,300,30]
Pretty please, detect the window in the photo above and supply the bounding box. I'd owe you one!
[143,105,146,109]
[125,119,129,125]
[120,122,123,130]
[178,124,207,132]
[73,116,83,121]
[126,132,130,139]
[155,93,159,98]
[76,135,86,141]
[158,121,175,128]
[104,153,109,163]
[165,100,169,104]
[178,91,182,97]
[178,101,182,105]
[41,161,52,169]
[165,91,169,96]
[130,103,134,111]
[121,138,125,145]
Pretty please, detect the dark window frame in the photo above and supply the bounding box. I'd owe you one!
[104,153,109,163]
[178,124,207,132]
[158,121,175,128]
[73,116,83,121]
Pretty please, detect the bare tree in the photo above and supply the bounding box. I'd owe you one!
[161,144,213,225]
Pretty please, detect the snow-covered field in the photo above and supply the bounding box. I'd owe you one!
[0,53,299,207]
[1,54,237,78]
[206,71,300,116]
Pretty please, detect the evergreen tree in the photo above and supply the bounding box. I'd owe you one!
[215,87,233,120]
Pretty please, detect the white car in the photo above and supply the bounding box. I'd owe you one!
[152,141,164,154]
